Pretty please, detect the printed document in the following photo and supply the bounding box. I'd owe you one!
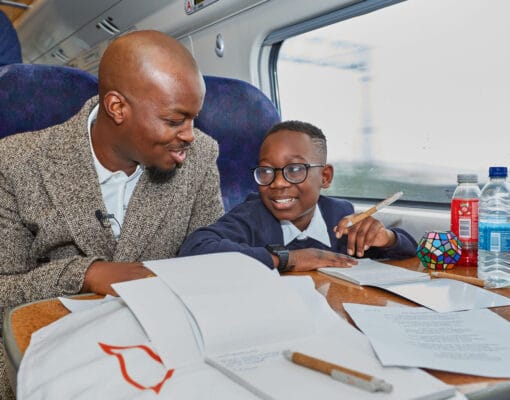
[344,303,510,378]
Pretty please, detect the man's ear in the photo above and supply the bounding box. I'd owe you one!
[103,91,128,125]
[321,164,334,189]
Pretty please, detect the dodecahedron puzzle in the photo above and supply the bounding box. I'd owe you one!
[416,231,462,270]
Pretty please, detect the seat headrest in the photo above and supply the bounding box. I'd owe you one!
[0,10,22,66]
[196,76,280,210]
[0,63,98,138]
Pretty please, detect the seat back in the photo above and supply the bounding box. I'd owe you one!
[0,68,280,211]
[0,10,22,66]
[197,76,280,211]
[0,63,98,139]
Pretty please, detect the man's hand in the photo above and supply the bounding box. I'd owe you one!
[82,261,154,295]
[334,215,396,258]
[285,248,358,272]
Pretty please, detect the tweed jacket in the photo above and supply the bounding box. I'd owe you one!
[0,96,224,311]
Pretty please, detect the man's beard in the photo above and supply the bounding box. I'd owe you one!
[146,163,182,183]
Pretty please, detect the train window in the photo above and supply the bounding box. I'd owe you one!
[274,0,510,204]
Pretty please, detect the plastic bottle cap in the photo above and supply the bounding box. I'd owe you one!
[488,166,508,178]
[457,174,478,183]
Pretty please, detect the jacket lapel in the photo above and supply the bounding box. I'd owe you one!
[40,98,117,259]
[114,166,187,261]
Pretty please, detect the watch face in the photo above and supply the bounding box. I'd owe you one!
[267,244,286,253]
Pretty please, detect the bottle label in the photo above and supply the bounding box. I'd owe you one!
[479,222,510,252]
[451,199,479,243]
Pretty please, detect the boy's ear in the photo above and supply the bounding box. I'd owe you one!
[321,164,334,188]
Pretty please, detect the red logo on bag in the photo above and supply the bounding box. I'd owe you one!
[99,343,174,394]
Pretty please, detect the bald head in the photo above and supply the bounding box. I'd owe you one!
[98,30,202,101]
[91,30,206,176]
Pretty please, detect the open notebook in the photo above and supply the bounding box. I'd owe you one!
[117,253,456,400]
[18,253,458,400]
[319,258,510,312]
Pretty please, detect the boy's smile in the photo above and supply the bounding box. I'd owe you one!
[272,196,296,207]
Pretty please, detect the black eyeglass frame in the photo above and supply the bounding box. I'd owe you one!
[252,163,325,186]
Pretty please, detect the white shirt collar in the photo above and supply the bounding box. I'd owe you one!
[87,104,143,183]
[281,204,331,247]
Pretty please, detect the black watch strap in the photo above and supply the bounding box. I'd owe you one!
[266,244,291,272]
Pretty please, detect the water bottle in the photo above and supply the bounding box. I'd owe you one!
[478,166,510,287]
[450,174,480,266]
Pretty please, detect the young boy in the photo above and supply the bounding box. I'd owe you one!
[179,120,417,272]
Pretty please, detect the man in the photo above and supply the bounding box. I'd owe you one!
[0,31,223,398]
[179,120,416,271]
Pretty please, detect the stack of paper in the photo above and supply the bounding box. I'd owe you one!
[319,258,510,312]
[18,253,460,399]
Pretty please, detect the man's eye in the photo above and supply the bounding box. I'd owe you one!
[166,119,185,127]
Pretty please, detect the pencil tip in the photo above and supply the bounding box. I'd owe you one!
[374,379,393,392]
[380,381,393,392]
[282,349,292,360]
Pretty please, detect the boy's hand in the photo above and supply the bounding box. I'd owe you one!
[286,248,358,272]
[334,215,396,258]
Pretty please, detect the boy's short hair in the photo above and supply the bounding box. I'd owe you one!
[264,120,327,162]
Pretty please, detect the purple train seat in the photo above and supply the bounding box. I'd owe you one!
[197,76,280,210]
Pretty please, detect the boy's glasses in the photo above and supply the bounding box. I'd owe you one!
[252,163,325,186]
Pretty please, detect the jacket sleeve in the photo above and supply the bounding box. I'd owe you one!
[323,196,417,260]
[179,202,275,268]
[366,227,418,260]
[0,169,101,309]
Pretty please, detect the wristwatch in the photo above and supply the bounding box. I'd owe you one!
[265,244,291,273]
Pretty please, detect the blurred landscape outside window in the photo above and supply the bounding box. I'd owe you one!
[277,0,510,204]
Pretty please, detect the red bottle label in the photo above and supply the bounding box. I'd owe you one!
[451,198,479,243]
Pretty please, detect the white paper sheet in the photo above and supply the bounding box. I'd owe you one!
[144,253,316,355]
[320,259,510,312]
[112,277,203,369]
[58,295,116,312]
[320,258,430,285]
[344,303,510,378]
[19,295,260,400]
[207,335,459,400]
[379,278,510,312]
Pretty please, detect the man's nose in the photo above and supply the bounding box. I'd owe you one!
[177,120,195,143]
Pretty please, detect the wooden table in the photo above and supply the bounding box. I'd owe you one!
[4,257,510,399]
[3,293,103,372]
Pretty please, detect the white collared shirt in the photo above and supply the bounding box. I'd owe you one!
[280,204,331,247]
[88,104,144,240]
